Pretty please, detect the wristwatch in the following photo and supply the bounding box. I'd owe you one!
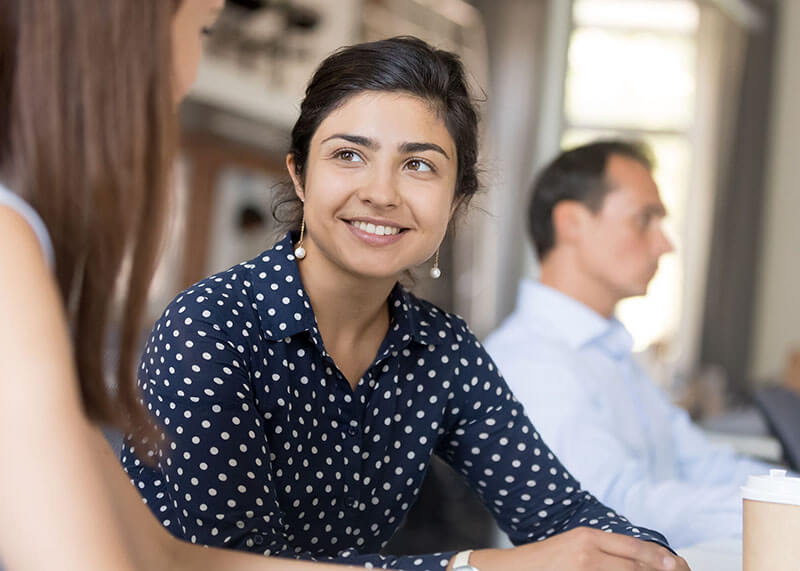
[452,549,480,571]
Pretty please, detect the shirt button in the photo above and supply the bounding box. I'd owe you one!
[347,426,359,437]
[253,535,264,545]
[346,496,359,509]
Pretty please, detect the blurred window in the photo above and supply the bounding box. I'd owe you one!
[563,0,699,351]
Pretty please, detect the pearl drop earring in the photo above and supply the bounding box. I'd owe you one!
[430,249,441,279]
[294,217,306,260]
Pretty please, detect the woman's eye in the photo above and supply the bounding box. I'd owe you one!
[406,159,432,172]
[336,150,363,163]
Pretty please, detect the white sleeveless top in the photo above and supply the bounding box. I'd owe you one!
[0,183,55,267]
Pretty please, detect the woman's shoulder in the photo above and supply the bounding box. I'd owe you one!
[0,185,55,267]
[159,260,257,320]
[153,235,303,337]
[0,200,57,296]
[396,286,477,348]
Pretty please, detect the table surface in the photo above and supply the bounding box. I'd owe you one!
[678,537,741,571]
[701,406,783,463]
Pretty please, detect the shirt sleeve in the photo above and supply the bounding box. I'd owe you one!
[497,351,753,548]
[435,317,671,550]
[126,292,458,570]
[666,390,774,486]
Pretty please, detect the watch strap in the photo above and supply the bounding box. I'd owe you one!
[453,549,475,569]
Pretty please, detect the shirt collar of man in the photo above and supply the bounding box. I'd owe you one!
[247,232,445,349]
[516,279,632,357]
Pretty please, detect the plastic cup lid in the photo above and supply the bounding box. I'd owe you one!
[741,469,800,506]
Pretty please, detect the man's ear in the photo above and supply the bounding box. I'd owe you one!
[286,154,305,202]
[552,200,589,246]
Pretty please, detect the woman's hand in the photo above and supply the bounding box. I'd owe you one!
[450,527,690,570]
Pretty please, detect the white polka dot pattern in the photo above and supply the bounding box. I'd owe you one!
[121,233,670,569]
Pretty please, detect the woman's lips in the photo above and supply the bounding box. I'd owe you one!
[345,219,406,246]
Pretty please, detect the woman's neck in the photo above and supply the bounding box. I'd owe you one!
[296,238,397,387]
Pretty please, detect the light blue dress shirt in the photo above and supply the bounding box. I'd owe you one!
[485,279,772,548]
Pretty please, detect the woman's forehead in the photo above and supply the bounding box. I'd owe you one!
[312,92,455,153]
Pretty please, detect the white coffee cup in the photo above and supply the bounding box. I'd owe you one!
[741,469,800,570]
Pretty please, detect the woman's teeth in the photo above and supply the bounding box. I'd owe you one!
[350,221,401,236]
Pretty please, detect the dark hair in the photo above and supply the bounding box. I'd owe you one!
[274,36,480,229]
[1,0,180,437]
[527,139,654,260]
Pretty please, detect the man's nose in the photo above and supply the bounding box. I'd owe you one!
[655,225,675,256]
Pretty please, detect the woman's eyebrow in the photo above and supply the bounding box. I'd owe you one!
[320,135,450,160]
[321,134,378,149]
[399,142,450,159]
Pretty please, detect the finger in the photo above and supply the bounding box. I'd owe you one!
[589,532,678,571]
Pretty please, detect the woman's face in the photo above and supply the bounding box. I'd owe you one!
[171,0,225,103]
[287,91,459,281]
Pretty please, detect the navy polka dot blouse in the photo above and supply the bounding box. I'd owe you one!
[121,233,669,569]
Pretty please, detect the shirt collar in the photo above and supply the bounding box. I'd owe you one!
[245,232,317,341]
[515,279,632,356]
[389,284,444,347]
[246,233,444,347]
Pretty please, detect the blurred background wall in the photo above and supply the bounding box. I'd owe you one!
[141,0,799,552]
[751,0,800,383]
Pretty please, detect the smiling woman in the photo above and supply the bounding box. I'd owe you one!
[122,36,688,571]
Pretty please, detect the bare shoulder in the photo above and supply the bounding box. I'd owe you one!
[0,203,51,277]
[0,208,142,570]
[0,202,66,350]
[0,203,75,401]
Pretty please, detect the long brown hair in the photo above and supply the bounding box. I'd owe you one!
[1,0,181,435]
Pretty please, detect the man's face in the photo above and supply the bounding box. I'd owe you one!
[573,154,674,302]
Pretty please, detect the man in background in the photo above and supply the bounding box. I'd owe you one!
[485,140,773,548]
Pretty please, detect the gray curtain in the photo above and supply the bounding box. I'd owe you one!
[699,0,778,397]
[468,0,551,332]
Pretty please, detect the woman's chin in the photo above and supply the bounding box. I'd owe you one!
[336,260,409,282]
[352,267,406,282]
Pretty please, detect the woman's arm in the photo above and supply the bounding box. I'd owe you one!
[434,316,688,571]
[0,207,137,570]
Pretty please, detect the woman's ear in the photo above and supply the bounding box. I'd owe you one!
[449,194,465,218]
[286,154,305,202]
